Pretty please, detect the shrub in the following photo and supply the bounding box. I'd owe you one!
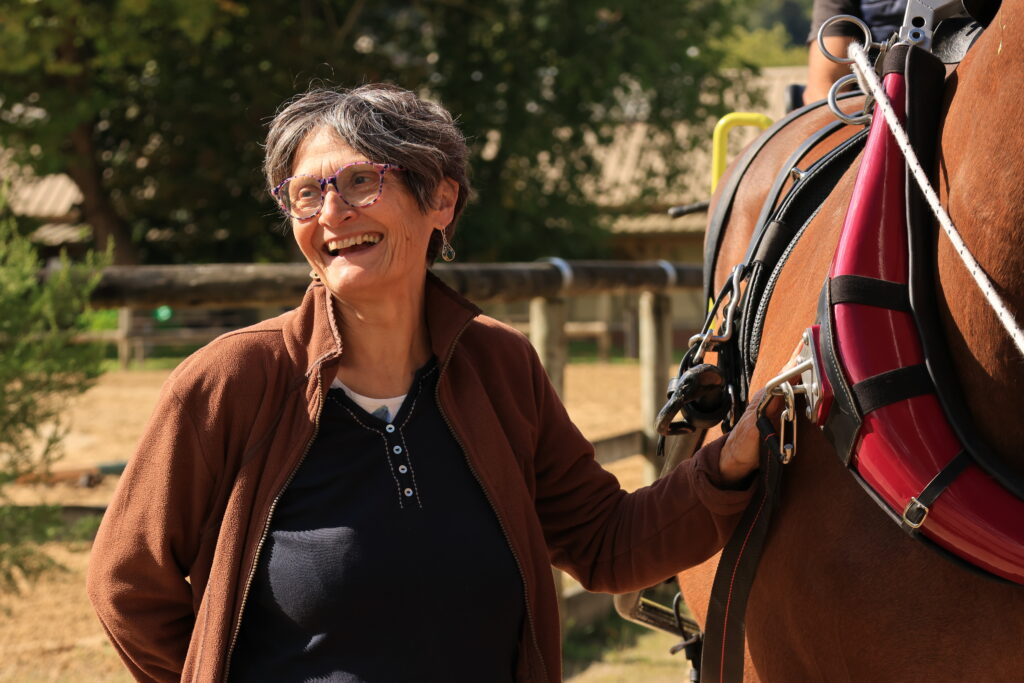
[0,184,109,591]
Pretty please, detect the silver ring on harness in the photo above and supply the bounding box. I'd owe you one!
[817,14,878,64]
[828,75,873,126]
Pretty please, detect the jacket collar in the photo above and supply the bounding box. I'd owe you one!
[291,270,481,378]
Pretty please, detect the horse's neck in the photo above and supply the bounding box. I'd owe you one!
[938,5,1024,471]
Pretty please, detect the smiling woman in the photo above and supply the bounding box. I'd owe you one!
[86,84,775,683]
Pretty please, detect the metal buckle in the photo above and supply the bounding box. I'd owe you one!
[902,497,929,529]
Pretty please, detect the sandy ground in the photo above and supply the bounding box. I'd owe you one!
[1,363,676,681]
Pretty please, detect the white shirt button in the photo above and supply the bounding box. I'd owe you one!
[385,424,396,433]
[404,488,414,497]
[398,465,408,474]
[393,445,403,454]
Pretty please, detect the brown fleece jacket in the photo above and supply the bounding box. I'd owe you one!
[87,273,753,682]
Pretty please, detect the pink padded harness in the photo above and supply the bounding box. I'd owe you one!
[824,71,1024,584]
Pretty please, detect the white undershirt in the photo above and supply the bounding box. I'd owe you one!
[331,378,406,422]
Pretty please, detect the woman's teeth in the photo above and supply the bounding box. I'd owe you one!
[326,233,382,255]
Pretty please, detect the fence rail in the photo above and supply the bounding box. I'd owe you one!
[83,260,701,308]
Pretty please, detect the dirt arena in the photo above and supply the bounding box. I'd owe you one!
[1,363,682,682]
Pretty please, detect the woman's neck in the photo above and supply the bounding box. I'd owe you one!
[332,283,432,398]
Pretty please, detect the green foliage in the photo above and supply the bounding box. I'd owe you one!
[0,0,752,263]
[742,0,814,45]
[81,308,118,331]
[716,24,810,68]
[0,185,108,592]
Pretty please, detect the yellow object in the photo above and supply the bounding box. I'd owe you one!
[711,113,773,193]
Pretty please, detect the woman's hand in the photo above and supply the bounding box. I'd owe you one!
[717,389,783,486]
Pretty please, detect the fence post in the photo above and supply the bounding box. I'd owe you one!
[622,295,639,359]
[117,307,133,370]
[639,290,672,484]
[596,292,613,361]
[529,296,567,397]
[528,295,569,636]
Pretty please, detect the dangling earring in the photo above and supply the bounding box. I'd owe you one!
[439,230,456,262]
[309,269,321,281]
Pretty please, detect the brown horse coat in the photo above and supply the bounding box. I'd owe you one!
[679,3,1024,679]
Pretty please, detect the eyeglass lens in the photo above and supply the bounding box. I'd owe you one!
[280,164,384,218]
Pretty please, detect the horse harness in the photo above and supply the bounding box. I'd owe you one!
[654,7,1023,682]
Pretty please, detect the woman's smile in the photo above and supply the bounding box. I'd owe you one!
[324,232,384,257]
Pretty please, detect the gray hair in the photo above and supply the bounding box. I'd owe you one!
[264,84,471,261]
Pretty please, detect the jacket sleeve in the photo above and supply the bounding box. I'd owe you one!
[527,352,754,594]
[86,379,219,682]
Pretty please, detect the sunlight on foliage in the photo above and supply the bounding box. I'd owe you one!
[715,24,810,68]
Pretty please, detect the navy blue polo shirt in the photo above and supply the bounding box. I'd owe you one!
[230,359,525,682]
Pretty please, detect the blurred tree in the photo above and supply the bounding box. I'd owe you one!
[715,24,809,67]
[0,0,749,264]
[742,0,814,46]
[0,184,107,591]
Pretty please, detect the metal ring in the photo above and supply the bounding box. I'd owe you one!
[539,256,574,292]
[828,74,872,125]
[817,14,873,64]
[655,259,677,289]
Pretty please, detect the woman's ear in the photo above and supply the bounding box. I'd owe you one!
[430,177,459,227]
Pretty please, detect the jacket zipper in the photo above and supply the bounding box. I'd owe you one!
[221,371,325,682]
[435,326,549,683]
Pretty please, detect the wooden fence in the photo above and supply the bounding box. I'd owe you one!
[83,259,701,470]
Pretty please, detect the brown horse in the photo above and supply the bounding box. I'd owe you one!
[675,1,1024,680]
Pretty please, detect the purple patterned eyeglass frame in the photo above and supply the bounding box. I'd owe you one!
[270,161,404,220]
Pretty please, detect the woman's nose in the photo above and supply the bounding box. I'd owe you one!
[318,188,356,226]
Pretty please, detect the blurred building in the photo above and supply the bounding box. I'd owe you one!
[3,157,90,261]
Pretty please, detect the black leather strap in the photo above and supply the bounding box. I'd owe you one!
[902,450,973,529]
[701,417,785,683]
[741,120,850,269]
[830,275,911,312]
[742,128,870,379]
[702,94,863,303]
[851,364,933,415]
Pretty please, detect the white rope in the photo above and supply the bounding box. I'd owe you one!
[848,42,1024,359]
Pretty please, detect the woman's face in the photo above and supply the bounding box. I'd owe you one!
[289,127,456,303]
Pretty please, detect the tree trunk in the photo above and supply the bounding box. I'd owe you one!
[65,122,140,265]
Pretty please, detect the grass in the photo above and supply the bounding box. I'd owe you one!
[563,607,691,681]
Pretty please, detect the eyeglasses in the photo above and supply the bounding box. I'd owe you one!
[271,161,403,220]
